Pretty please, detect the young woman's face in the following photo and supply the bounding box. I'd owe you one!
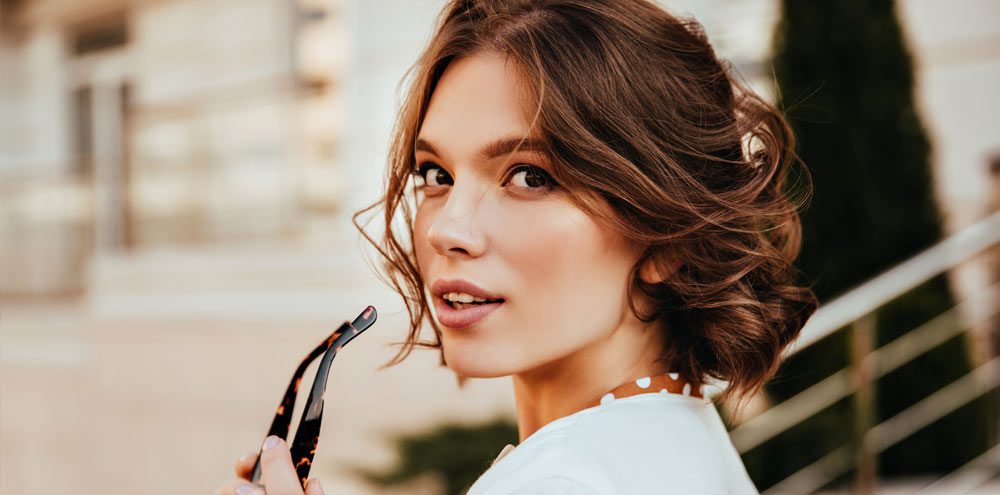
[413,52,645,378]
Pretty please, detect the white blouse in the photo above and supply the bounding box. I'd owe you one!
[465,373,760,494]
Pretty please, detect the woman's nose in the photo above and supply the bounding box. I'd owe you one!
[425,188,488,259]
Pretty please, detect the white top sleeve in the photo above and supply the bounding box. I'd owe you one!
[466,395,760,495]
[506,476,603,495]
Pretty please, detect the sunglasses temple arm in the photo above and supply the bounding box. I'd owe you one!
[264,338,331,437]
[250,307,376,486]
[248,322,350,485]
[289,404,324,487]
[284,306,377,483]
[286,343,337,485]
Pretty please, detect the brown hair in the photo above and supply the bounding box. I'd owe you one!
[354,0,819,406]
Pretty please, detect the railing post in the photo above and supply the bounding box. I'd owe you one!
[851,312,878,494]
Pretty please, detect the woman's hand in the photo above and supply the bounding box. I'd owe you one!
[214,436,326,495]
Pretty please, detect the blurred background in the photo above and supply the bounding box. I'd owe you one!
[0,0,997,494]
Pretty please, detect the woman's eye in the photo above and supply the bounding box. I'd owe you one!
[506,165,556,191]
[414,163,453,187]
[412,162,556,194]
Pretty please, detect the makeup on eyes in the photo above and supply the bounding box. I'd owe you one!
[412,162,558,192]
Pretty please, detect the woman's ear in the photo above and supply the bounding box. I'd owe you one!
[639,255,682,284]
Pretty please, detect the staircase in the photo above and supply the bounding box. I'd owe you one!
[729,210,1000,494]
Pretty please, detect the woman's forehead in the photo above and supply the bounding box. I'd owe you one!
[418,54,537,150]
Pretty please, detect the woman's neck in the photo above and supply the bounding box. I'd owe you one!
[510,318,669,443]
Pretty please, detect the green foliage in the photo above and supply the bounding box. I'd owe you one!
[742,0,995,489]
[346,416,518,495]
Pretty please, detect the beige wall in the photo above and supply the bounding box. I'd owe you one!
[2,1,998,494]
[898,0,1000,364]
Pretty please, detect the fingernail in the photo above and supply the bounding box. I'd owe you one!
[308,478,324,493]
[238,451,255,462]
[263,435,280,450]
[235,484,257,495]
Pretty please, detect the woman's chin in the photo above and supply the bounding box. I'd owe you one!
[442,346,511,379]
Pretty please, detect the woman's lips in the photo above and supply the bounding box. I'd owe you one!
[433,296,504,329]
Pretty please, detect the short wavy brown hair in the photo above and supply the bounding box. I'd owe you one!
[354,0,819,406]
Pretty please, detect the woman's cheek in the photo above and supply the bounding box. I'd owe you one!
[412,206,434,267]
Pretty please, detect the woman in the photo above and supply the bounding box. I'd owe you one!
[218,0,818,493]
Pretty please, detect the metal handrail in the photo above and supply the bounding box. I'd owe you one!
[784,210,1000,356]
[731,283,999,452]
[914,442,1000,494]
[762,357,1000,495]
[727,210,1000,493]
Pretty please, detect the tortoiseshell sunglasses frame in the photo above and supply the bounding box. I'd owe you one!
[249,305,378,488]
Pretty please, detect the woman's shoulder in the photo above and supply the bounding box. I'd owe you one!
[563,393,739,482]
[569,392,724,448]
[467,393,759,495]
[534,388,722,441]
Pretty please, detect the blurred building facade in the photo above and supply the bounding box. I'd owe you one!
[895,0,1000,365]
[6,0,994,304]
[1,0,346,297]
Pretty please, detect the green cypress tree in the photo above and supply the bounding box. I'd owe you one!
[740,0,995,488]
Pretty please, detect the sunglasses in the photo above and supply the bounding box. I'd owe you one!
[249,305,378,488]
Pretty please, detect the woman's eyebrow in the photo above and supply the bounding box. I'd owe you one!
[415,135,549,160]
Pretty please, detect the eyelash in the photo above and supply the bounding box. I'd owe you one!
[411,162,558,192]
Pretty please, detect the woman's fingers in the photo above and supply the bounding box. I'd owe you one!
[213,478,263,495]
[233,482,266,495]
[235,450,258,480]
[223,477,323,495]
[304,478,326,495]
[220,438,325,495]
[259,435,306,494]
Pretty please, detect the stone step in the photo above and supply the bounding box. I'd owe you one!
[85,239,402,319]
